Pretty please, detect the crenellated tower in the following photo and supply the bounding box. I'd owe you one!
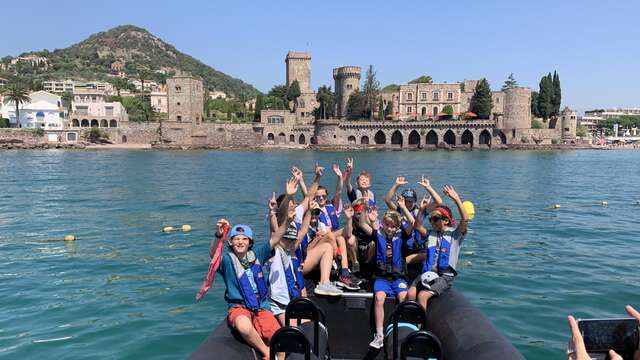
[333,66,361,119]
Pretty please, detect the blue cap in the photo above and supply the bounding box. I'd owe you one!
[228,224,253,241]
[401,189,417,200]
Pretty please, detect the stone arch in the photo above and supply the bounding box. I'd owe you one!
[433,106,438,117]
[72,119,79,127]
[444,130,456,145]
[100,119,108,127]
[361,135,370,145]
[267,133,275,144]
[391,130,403,146]
[421,107,427,116]
[426,130,438,145]
[81,119,89,127]
[374,130,386,144]
[479,130,491,145]
[289,134,295,143]
[408,130,420,146]
[498,131,507,144]
[348,135,356,144]
[110,120,117,128]
[122,135,128,143]
[298,134,306,144]
[461,129,474,146]
[310,136,317,145]
[278,132,286,144]
[90,119,98,127]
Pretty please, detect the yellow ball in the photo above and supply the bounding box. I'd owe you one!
[162,226,174,233]
[181,224,192,232]
[553,204,561,209]
[64,235,76,241]
[462,201,475,220]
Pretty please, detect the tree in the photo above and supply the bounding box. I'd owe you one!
[378,100,384,121]
[531,91,540,118]
[537,73,553,120]
[501,73,518,90]
[469,78,492,119]
[254,94,264,120]
[1,84,30,128]
[137,67,152,95]
[531,119,542,129]
[286,80,301,111]
[382,84,400,92]
[408,75,433,84]
[362,65,380,121]
[346,90,366,120]
[61,91,73,114]
[110,77,129,97]
[551,71,561,117]
[442,104,454,116]
[385,101,393,117]
[268,85,289,110]
[576,126,588,138]
[315,85,335,120]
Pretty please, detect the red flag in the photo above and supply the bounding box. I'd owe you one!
[195,223,230,302]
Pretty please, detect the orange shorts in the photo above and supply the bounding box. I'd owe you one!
[227,306,280,345]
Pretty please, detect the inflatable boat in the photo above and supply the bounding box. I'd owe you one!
[188,287,524,360]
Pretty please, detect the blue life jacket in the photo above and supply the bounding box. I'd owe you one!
[319,204,340,231]
[228,251,268,311]
[375,230,405,275]
[422,227,457,275]
[282,251,305,298]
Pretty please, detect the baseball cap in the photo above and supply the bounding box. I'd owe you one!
[228,225,253,241]
[283,224,298,241]
[401,189,417,200]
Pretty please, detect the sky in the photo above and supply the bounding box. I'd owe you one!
[1,0,639,111]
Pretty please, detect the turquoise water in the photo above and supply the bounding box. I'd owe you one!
[1,150,639,359]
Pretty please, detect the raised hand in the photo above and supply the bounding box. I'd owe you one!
[397,196,406,209]
[314,163,325,177]
[368,208,379,223]
[343,205,354,219]
[216,219,230,237]
[286,176,299,196]
[291,166,303,182]
[395,176,408,186]
[332,164,342,178]
[418,175,431,189]
[268,192,277,211]
[420,196,433,210]
[346,158,354,171]
[310,200,320,210]
[443,185,461,202]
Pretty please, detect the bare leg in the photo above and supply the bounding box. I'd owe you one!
[335,234,349,269]
[405,253,426,265]
[303,242,333,284]
[397,291,407,303]
[346,235,359,268]
[276,313,285,326]
[233,315,269,358]
[417,290,434,311]
[374,291,387,332]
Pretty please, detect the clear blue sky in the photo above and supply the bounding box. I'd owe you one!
[1,0,638,111]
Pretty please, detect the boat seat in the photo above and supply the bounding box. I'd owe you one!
[269,326,313,360]
[285,297,329,360]
[400,330,442,360]
[385,301,428,360]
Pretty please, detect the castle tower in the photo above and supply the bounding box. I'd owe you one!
[285,52,311,93]
[167,71,204,124]
[500,87,531,129]
[560,107,577,141]
[333,66,361,119]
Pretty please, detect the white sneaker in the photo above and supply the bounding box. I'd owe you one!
[369,333,384,349]
[314,282,343,296]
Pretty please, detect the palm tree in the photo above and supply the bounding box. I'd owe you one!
[137,68,152,96]
[2,84,30,128]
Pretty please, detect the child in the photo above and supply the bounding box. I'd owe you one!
[409,185,469,311]
[345,157,376,207]
[359,209,412,349]
[210,213,290,360]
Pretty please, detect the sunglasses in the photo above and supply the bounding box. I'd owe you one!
[315,194,327,199]
[429,216,444,223]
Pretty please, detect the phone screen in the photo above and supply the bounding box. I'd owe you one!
[578,318,638,352]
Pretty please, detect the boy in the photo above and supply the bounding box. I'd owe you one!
[358,209,412,349]
[211,211,290,360]
[409,185,469,311]
[345,158,376,207]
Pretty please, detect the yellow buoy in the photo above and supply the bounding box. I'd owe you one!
[64,235,76,241]
[181,224,192,232]
[462,201,475,220]
[553,204,561,209]
[162,226,175,233]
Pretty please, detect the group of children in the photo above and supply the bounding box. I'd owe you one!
[203,158,470,358]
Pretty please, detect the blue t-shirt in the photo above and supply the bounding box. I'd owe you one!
[217,241,271,310]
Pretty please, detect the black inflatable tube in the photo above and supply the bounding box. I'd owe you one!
[188,289,524,360]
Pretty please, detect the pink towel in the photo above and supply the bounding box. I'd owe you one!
[195,224,230,302]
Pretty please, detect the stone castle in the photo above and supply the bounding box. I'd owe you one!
[52,51,576,149]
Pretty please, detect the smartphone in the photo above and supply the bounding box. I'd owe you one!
[578,318,638,356]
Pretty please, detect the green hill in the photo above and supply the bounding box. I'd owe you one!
[0,25,260,98]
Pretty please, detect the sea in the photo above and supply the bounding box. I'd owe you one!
[1,149,639,359]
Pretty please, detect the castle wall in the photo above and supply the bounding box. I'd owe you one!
[502,87,531,129]
[333,66,361,119]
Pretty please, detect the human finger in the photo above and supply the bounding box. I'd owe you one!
[625,305,640,321]
[568,316,588,358]
[608,350,623,360]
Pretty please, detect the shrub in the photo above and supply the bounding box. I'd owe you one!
[531,119,542,129]
[84,128,110,143]
[0,118,9,128]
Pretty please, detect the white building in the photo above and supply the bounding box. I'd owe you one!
[43,80,75,94]
[209,90,227,100]
[1,91,67,129]
[69,89,128,128]
[149,90,168,113]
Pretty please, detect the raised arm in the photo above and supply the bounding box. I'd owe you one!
[268,192,278,235]
[344,158,355,197]
[292,166,308,197]
[342,205,354,239]
[270,206,296,248]
[413,196,433,237]
[331,164,344,209]
[358,206,379,236]
[417,175,443,212]
[295,201,315,248]
[298,163,323,213]
[277,176,299,226]
[210,219,230,258]
[397,196,415,235]
[385,176,408,210]
[443,185,468,235]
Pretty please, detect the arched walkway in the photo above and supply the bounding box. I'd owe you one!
[461,130,474,146]
[391,130,403,146]
[421,107,427,116]
[72,119,79,127]
[298,134,306,144]
[374,130,386,145]
[90,119,98,127]
[361,136,369,145]
[348,135,356,144]
[278,132,286,144]
[110,120,117,128]
[408,130,420,146]
[444,130,456,145]
[100,119,108,127]
[498,131,507,144]
[479,130,491,145]
[310,136,317,145]
[289,134,295,143]
[81,119,89,127]
[267,133,275,144]
[426,130,438,145]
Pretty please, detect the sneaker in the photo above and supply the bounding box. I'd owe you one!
[350,271,365,286]
[352,262,361,273]
[314,282,343,296]
[336,273,360,291]
[369,333,384,349]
